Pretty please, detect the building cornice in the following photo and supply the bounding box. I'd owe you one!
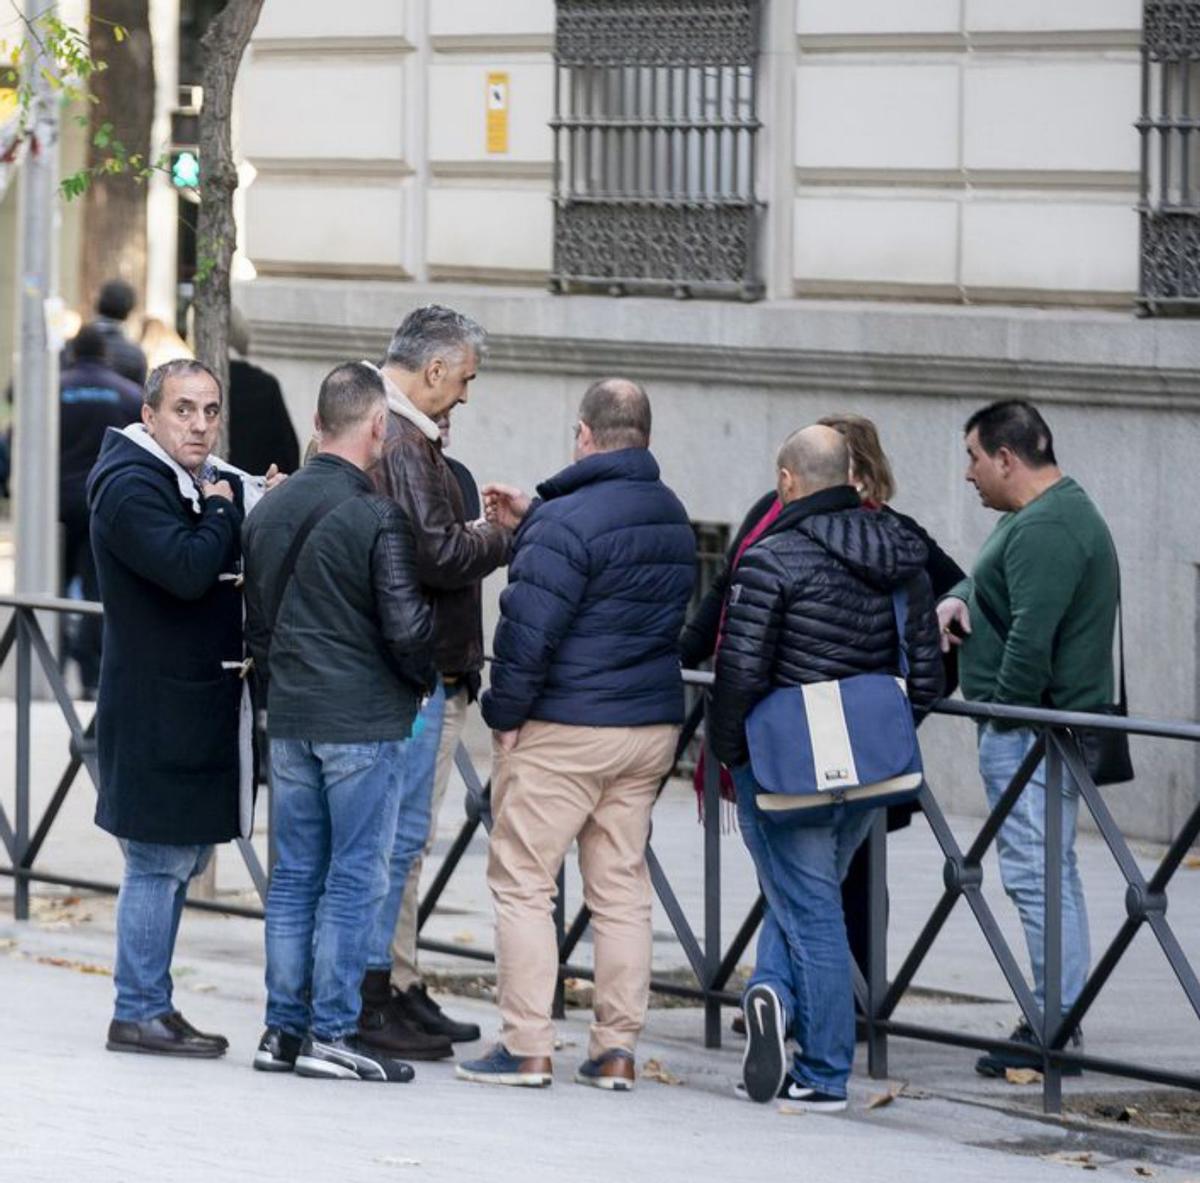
[247,319,1200,412]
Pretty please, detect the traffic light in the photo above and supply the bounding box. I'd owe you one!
[171,148,200,190]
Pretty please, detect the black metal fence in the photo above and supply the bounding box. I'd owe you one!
[3,592,1200,1114]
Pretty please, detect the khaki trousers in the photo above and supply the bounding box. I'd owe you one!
[487,720,678,1059]
[389,687,471,991]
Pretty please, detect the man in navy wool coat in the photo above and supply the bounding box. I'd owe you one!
[88,358,268,1059]
[456,378,696,1092]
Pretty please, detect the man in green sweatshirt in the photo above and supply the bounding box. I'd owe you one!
[937,399,1117,1078]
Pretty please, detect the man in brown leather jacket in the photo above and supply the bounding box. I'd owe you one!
[359,304,512,1058]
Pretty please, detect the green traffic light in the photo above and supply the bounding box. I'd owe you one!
[172,150,200,189]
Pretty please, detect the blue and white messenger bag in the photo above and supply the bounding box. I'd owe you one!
[744,587,924,820]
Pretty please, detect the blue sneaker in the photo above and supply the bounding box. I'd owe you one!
[575,1048,635,1091]
[455,1044,553,1088]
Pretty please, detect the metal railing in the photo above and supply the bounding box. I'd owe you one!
[3,592,1200,1113]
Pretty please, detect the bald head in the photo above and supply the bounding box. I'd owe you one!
[776,425,851,504]
[577,377,651,452]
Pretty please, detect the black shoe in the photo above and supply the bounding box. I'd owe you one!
[106,1014,226,1058]
[734,1075,814,1103]
[166,1010,229,1052]
[741,985,787,1103]
[402,982,481,1044]
[359,997,454,1061]
[975,1020,1084,1078]
[254,1027,303,1073]
[294,1034,415,1082]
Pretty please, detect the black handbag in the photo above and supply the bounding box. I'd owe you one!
[973,559,1133,788]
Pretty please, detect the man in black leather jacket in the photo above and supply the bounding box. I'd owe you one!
[242,362,437,1084]
[709,425,942,1112]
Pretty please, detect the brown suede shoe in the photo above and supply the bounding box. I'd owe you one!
[575,1048,635,1091]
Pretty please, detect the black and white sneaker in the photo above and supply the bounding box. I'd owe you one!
[253,1027,303,1073]
[294,1034,415,1082]
[741,984,787,1103]
[735,1076,814,1102]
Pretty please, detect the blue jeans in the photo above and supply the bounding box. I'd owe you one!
[114,841,213,1021]
[733,765,874,1098]
[364,681,445,971]
[978,723,1090,1017]
[265,738,408,1040]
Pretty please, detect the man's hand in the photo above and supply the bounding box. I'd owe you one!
[937,597,971,654]
[202,479,234,503]
[495,728,521,753]
[482,483,530,530]
[263,463,288,492]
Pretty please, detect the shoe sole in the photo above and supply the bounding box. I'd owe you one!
[742,985,787,1104]
[785,1097,848,1113]
[734,1081,815,1103]
[253,1051,296,1073]
[106,1040,224,1059]
[455,1066,552,1088]
[574,1072,633,1091]
[294,1049,413,1083]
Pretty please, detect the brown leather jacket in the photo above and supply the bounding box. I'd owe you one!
[371,406,510,676]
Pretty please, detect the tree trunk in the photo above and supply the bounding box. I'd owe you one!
[81,1,154,317]
[193,0,263,453]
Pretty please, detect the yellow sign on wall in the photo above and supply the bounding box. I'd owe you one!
[486,72,509,155]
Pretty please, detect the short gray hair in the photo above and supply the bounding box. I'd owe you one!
[145,358,222,409]
[579,377,651,450]
[384,304,487,371]
[317,362,385,438]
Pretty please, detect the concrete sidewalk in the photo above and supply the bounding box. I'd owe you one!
[4,701,1200,1179]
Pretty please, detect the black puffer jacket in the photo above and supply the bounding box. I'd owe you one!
[709,486,943,767]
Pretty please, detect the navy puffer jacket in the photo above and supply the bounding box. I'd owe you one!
[482,448,696,732]
[709,486,944,767]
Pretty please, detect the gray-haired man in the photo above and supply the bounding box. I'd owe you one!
[358,305,512,1058]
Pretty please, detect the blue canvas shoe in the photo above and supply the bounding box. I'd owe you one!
[455,1044,553,1087]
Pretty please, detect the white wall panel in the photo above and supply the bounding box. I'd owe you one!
[247,181,407,267]
[242,59,407,160]
[965,0,1140,32]
[431,0,555,36]
[963,63,1140,173]
[428,63,554,161]
[794,196,959,284]
[961,201,1136,291]
[255,0,411,39]
[796,0,960,35]
[427,189,552,271]
[795,65,960,170]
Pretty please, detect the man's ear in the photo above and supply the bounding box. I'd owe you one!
[141,402,153,428]
[995,445,1016,476]
[425,357,445,388]
[312,411,322,435]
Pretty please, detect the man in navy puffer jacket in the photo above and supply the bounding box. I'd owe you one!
[457,378,696,1091]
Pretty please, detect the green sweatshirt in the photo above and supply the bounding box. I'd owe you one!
[950,476,1117,712]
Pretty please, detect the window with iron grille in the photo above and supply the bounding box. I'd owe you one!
[551,0,764,300]
[1138,1,1200,313]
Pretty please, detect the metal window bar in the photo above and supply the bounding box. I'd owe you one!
[6,596,1200,1114]
[550,0,765,299]
[1137,0,1200,312]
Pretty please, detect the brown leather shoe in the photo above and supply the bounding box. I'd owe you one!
[455,1044,554,1087]
[575,1048,635,1091]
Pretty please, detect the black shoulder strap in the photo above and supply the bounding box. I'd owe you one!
[265,498,339,654]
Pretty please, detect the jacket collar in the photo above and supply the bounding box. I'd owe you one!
[307,451,373,490]
[537,447,660,501]
[368,362,441,443]
[117,423,260,514]
[762,485,861,539]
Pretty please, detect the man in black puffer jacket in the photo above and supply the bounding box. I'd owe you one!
[710,425,941,1113]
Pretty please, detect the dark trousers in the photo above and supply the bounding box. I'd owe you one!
[61,515,102,694]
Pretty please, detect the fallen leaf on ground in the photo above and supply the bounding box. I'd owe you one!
[640,1058,682,1085]
[1134,1168,1155,1178]
[34,955,110,976]
[452,932,475,945]
[866,1083,906,1110]
[1117,1106,1139,1123]
[0,939,17,953]
[191,983,217,993]
[778,1104,807,1116]
[1182,855,1200,869]
[1005,1067,1043,1085]
[1042,1151,1097,1170]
